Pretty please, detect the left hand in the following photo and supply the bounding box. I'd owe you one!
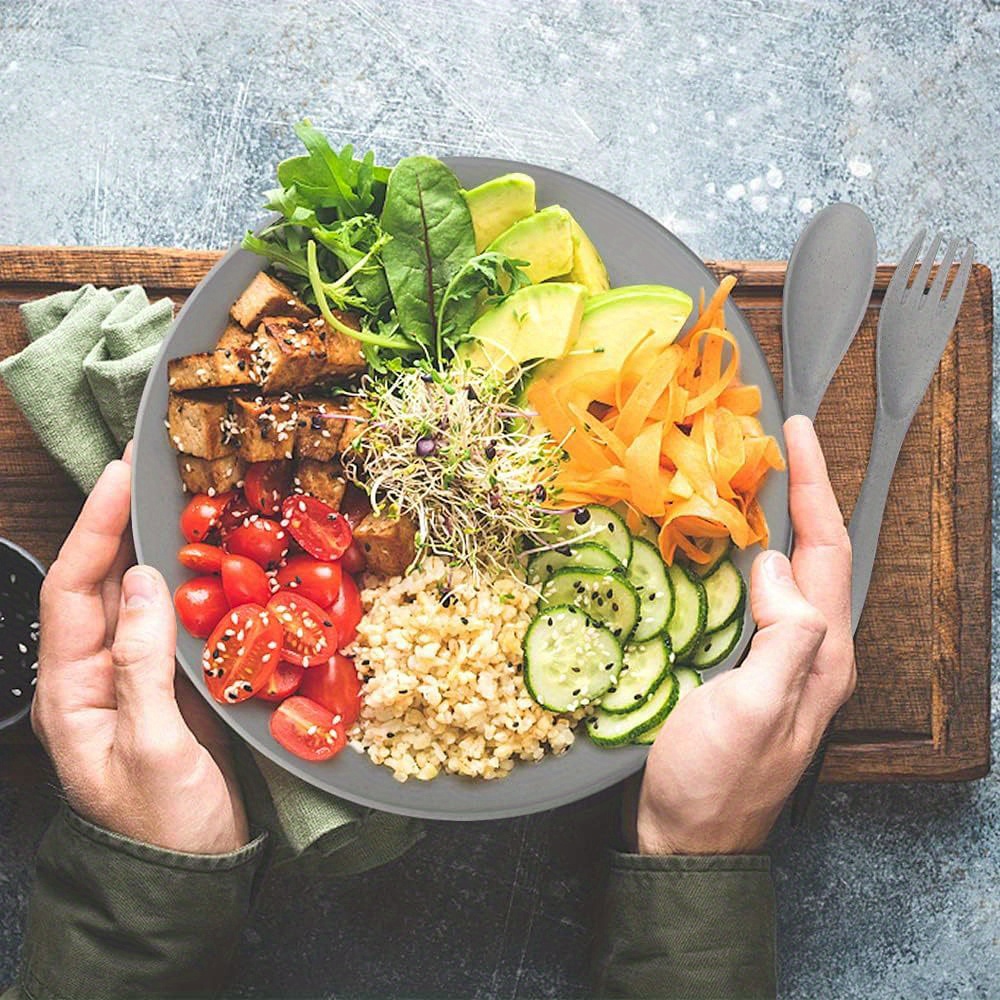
[32,447,250,854]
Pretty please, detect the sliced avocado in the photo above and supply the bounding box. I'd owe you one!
[463,173,537,252]
[487,206,575,284]
[461,282,586,374]
[535,285,693,405]
[554,216,611,294]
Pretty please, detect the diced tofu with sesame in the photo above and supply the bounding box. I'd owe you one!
[217,321,252,352]
[337,397,369,455]
[294,398,350,461]
[252,317,333,393]
[294,459,347,510]
[177,453,246,494]
[167,349,257,392]
[229,271,314,329]
[317,314,366,374]
[232,395,303,462]
[354,513,417,577]
[167,391,236,460]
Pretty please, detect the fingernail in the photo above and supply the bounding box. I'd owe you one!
[762,551,794,584]
[123,568,157,609]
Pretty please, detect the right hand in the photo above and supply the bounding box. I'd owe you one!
[32,449,250,854]
[635,416,856,856]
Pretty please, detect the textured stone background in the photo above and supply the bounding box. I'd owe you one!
[0,1,997,997]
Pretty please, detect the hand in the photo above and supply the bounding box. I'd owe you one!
[635,416,855,855]
[32,448,250,854]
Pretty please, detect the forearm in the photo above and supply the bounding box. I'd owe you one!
[9,806,267,1000]
[592,852,776,1000]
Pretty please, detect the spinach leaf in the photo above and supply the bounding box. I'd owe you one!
[379,156,476,350]
[435,251,531,362]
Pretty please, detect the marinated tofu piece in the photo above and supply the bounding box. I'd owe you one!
[232,395,303,462]
[167,349,257,392]
[315,314,366,374]
[293,459,347,510]
[354,513,417,577]
[177,453,246,495]
[252,317,332,393]
[295,398,351,461]
[336,397,369,456]
[230,271,314,329]
[167,390,236,460]
[217,321,252,352]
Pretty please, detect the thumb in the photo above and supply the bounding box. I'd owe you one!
[744,550,828,690]
[111,566,185,736]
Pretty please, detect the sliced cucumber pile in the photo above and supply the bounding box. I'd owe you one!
[520,504,749,750]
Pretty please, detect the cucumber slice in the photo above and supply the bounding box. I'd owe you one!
[587,672,679,746]
[627,538,674,642]
[551,505,632,567]
[665,562,707,659]
[688,537,733,577]
[525,541,621,585]
[523,605,622,712]
[702,559,746,631]
[599,637,673,714]
[685,615,743,668]
[634,666,702,744]
[540,567,639,641]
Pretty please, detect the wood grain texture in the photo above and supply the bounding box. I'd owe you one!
[0,246,991,781]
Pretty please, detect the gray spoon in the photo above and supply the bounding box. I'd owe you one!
[780,203,877,827]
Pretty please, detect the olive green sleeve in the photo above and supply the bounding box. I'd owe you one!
[592,852,776,1000]
[4,806,268,1000]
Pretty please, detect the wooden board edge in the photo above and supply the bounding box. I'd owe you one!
[822,741,991,782]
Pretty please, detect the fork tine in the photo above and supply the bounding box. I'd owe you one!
[909,230,943,299]
[926,236,961,307]
[885,228,926,305]
[944,242,975,309]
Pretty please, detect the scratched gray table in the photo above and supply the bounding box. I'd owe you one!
[1,3,997,998]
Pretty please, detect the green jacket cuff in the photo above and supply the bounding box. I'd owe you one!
[16,805,268,1000]
[592,851,776,1000]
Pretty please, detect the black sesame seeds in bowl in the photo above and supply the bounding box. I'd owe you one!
[0,539,45,732]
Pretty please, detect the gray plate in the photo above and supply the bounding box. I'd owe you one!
[132,157,789,821]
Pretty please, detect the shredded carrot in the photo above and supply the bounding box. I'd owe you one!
[536,275,785,563]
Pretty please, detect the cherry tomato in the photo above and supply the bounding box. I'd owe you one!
[282,495,352,561]
[177,542,225,574]
[221,554,271,607]
[219,493,254,536]
[256,660,304,702]
[275,555,343,608]
[225,517,288,568]
[339,541,366,576]
[245,461,293,516]
[266,591,337,667]
[338,483,372,528]
[298,653,362,726]
[174,575,229,638]
[269,696,347,761]
[202,604,284,704]
[180,492,234,543]
[327,571,363,647]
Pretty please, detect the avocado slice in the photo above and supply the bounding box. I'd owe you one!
[463,173,537,252]
[487,206,575,284]
[554,217,611,294]
[535,285,693,404]
[461,282,587,374]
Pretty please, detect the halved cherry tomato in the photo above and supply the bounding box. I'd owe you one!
[275,555,343,608]
[269,695,347,761]
[266,591,337,667]
[256,660,304,702]
[245,461,293,516]
[327,572,363,647]
[339,541,366,576]
[338,483,372,528]
[202,603,283,704]
[219,493,253,536]
[180,492,234,543]
[177,542,225,574]
[298,653,362,726]
[225,517,289,568]
[221,554,271,607]
[282,495,352,561]
[174,575,229,638]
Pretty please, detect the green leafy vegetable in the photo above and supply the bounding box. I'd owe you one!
[379,156,477,350]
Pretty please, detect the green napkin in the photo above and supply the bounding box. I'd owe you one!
[0,284,423,873]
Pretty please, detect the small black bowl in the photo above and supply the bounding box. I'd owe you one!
[0,538,45,733]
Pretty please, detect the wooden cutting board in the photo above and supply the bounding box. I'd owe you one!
[0,247,991,782]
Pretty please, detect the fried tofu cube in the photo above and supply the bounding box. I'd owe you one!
[232,395,303,462]
[217,321,252,352]
[354,513,417,577]
[336,398,369,456]
[294,398,349,461]
[252,317,332,393]
[230,271,314,330]
[177,453,246,495]
[167,349,257,392]
[316,314,366,375]
[293,460,347,510]
[167,391,236,460]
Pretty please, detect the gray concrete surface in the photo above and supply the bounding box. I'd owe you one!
[1,1,997,996]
